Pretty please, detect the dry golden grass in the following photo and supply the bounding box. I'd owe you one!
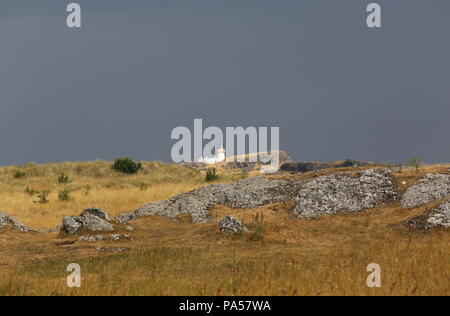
[0,160,248,230]
[0,161,449,296]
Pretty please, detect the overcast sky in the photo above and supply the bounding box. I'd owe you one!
[1,0,449,166]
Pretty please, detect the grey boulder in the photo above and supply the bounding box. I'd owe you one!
[62,213,114,235]
[401,174,450,209]
[219,216,248,234]
[405,200,450,230]
[79,207,112,221]
[294,169,398,219]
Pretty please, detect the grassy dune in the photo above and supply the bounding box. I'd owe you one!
[0,161,449,296]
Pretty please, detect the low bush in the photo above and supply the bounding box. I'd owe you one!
[58,189,73,202]
[112,158,142,174]
[13,170,26,179]
[58,173,70,184]
[205,168,219,182]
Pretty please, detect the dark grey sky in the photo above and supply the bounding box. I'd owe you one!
[1,0,449,166]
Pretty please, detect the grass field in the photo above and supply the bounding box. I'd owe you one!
[0,161,449,296]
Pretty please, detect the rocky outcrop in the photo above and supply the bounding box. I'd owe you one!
[80,207,111,221]
[62,208,115,235]
[405,200,450,230]
[280,159,373,173]
[401,174,450,209]
[294,169,398,219]
[78,235,105,242]
[78,234,132,242]
[0,211,37,232]
[219,216,248,234]
[223,162,258,171]
[180,162,208,170]
[117,177,302,224]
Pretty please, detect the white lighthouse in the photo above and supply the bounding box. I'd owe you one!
[198,147,226,164]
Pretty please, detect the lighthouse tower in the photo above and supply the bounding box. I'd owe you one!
[198,146,226,164]
[217,147,226,163]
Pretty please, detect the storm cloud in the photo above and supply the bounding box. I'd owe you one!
[1,0,449,165]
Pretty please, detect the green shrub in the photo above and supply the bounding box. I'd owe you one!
[112,157,142,174]
[58,173,70,183]
[13,170,26,179]
[205,168,219,182]
[58,189,73,202]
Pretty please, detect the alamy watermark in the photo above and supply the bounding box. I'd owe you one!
[171,119,280,173]
[67,263,81,288]
[366,3,382,28]
[366,263,382,288]
[66,3,81,28]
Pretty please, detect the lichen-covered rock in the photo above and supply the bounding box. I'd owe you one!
[294,169,398,219]
[79,235,104,242]
[401,174,450,209]
[0,211,37,232]
[110,234,132,241]
[405,200,450,230]
[62,214,114,235]
[79,207,111,221]
[78,234,132,242]
[219,216,248,234]
[117,177,302,224]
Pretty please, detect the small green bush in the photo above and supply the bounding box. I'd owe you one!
[205,168,219,182]
[13,170,26,179]
[58,173,70,183]
[112,157,142,174]
[58,189,73,202]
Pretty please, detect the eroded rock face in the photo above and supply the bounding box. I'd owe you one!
[0,211,37,232]
[117,177,302,224]
[219,216,248,234]
[401,174,450,209]
[62,213,114,235]
[294,169,398,219]
[405,200,450,230]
